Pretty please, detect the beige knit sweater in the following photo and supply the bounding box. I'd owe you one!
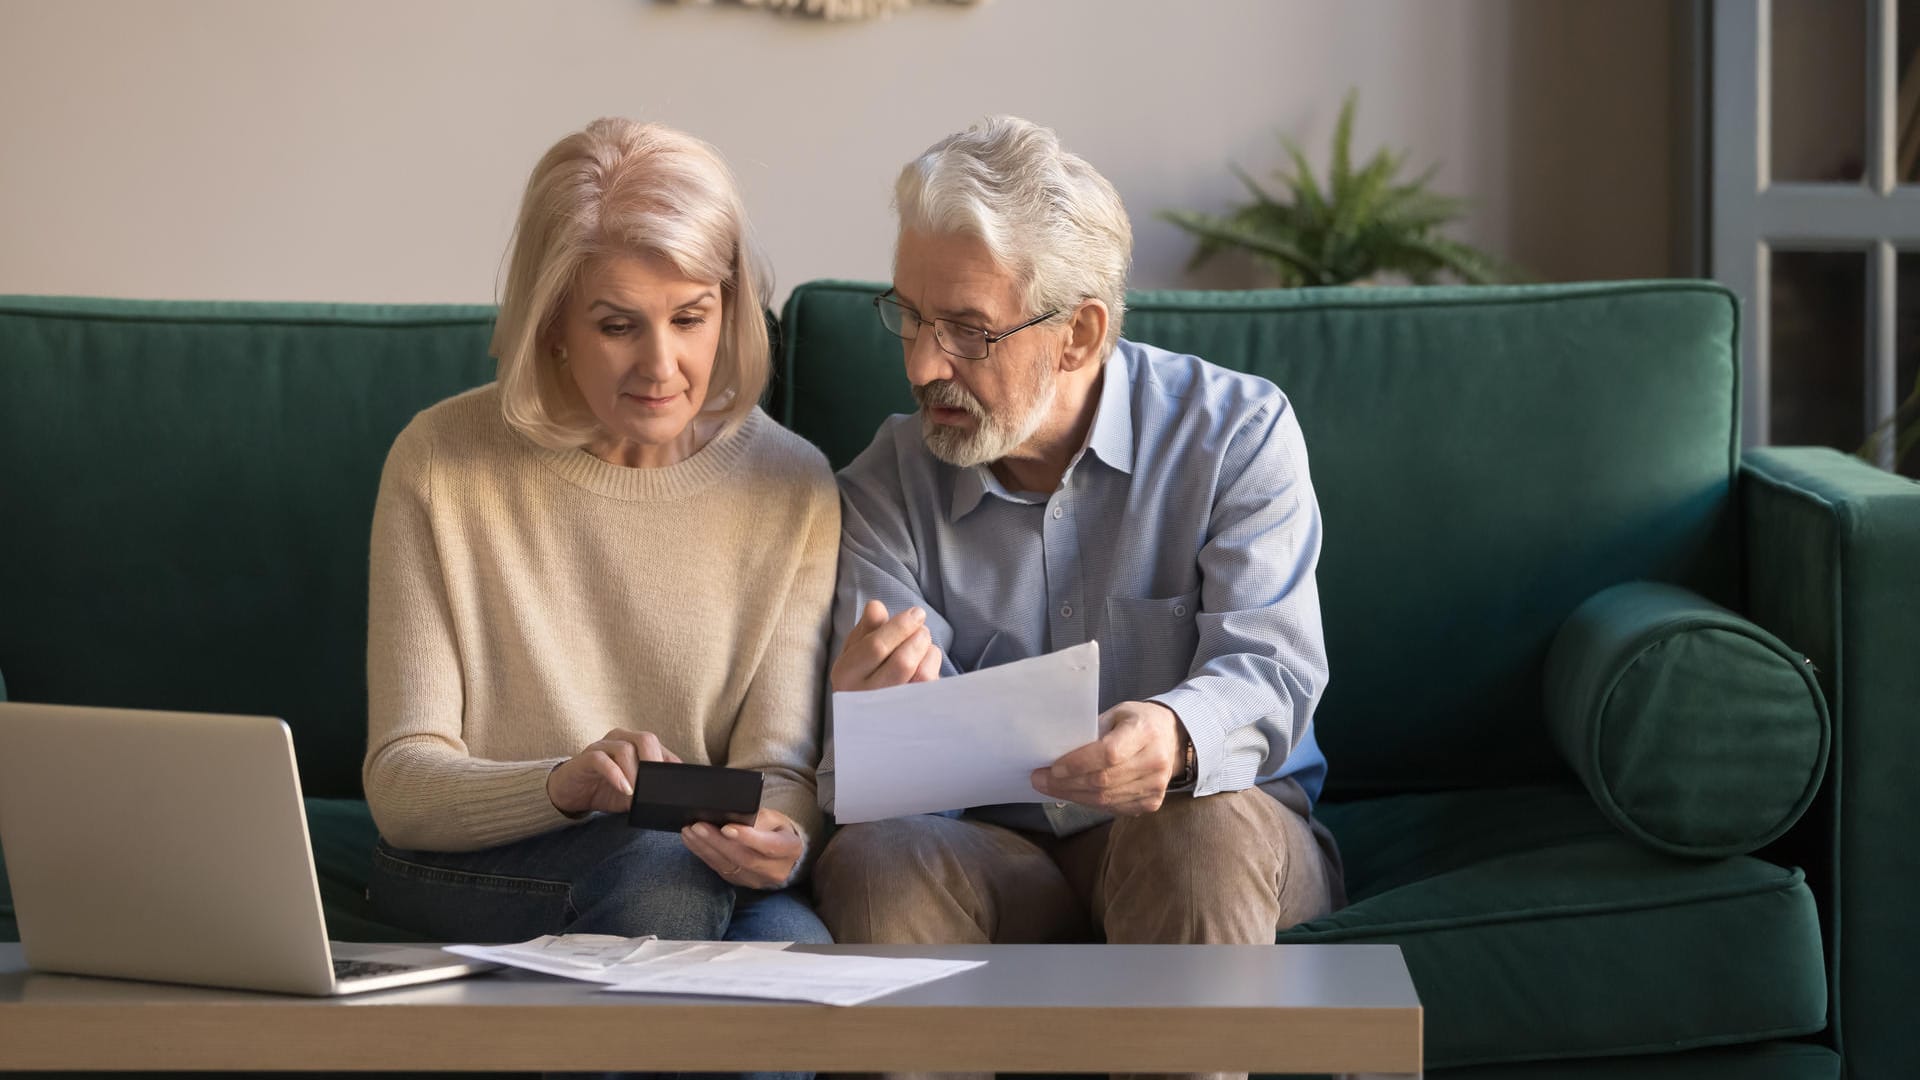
[363,384,838,854]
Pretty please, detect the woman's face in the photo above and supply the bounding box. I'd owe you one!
[551,252,724,468]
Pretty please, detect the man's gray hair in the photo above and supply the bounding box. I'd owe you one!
[895,116,1131,355]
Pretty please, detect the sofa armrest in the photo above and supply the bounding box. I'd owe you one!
[1741,446,1920,1080]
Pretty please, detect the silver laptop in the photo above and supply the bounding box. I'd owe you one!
[0,702,496,995]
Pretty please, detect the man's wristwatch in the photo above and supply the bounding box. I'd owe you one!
[1169,725,1198,790]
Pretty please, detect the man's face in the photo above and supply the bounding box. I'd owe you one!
[891,228,1064,467]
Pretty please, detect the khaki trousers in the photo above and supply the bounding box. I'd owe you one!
[811,782,1345,1080]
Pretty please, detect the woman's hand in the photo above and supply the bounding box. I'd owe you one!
[681,807,805,890]
[546,728,681,817]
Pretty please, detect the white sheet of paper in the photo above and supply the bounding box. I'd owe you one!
[445,935,789,983]
[447,935,983,1006]
[831,641,1100,823]
[602,948,985,1006]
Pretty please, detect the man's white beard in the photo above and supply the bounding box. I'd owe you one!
[917,366,1058,468]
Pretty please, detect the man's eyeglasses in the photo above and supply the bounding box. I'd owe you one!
[873,290,1059,362]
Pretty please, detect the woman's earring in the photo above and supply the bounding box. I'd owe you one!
[552,345,569,365]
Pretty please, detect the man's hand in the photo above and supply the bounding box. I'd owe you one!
[1032,701,1184,815]
[546,729,682,817]
[681,807,806,890]
[830,599,942,692]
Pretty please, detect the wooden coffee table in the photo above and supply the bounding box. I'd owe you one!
[0,941,1422,1076]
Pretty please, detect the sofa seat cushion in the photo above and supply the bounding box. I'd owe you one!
[1414,1039,1839,1080]
[1282,786,1827,1069]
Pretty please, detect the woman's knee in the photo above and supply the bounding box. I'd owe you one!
[570,828,735,939]
[728,887,834,944]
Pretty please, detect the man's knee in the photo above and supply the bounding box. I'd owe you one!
[814,815,1081,944]
[816,817,957,890]
[812,817,974,941]
[1102,789,1312,944]
[1111,789,1287,881]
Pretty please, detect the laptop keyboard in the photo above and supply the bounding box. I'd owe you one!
[333,958,416,980]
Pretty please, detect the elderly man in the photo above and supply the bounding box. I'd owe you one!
[813,116,1344,954]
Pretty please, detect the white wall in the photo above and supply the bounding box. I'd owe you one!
[0,0,1680,306]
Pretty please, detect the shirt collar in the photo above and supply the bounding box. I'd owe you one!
[1084,342,1137,477]
[946,342,1137,522]
[950,457,995,520]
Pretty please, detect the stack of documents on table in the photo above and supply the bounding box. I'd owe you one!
[831,641,1101,822]
[445,934,983,1006]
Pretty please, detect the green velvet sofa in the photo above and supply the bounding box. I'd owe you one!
[2,281,1915,1079]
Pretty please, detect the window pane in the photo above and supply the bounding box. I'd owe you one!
[1770,250,1868,451]
[1772,0,1868,184]
[1899,0,1920,185]
[1894,252,1920,477]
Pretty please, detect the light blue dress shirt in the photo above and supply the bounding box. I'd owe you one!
[819,337,1329,836]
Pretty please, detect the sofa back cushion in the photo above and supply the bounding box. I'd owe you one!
[0,297,497,798]
[779,280,1742,797]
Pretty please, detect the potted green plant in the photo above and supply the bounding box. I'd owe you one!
[1163,91,1516,287]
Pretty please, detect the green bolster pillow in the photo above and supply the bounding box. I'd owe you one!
[1543,581,1830,858]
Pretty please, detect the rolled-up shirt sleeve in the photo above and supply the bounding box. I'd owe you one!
[1150,396,1328,797]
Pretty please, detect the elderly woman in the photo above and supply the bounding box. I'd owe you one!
[362,118,836,948]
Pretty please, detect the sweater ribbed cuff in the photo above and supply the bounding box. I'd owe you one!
[762,778,825,856]
[450,758,578,848]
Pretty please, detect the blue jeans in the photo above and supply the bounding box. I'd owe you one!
[369,813,831,945]
[369,813,830,1080]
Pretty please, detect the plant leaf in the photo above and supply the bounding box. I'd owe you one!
[1158,210,1235,271]
[1895,415,1920,471]
[1376,187,1468,232]
[1330,148,1401,249]
[1276,134,1327,220]
[1385,234,1514,285]
[1227,161,1284,208]
[1330,89,1357,196]
[1856,365,1920,462]
[1160,210,1322,284]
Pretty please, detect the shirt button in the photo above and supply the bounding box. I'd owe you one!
[1173,605,1187,617]
[1054,801,1068,810]
[1060,604,1073,618]
[1051,505,1064,519]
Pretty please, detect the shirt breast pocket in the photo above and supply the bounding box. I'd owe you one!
[1101,590,1201,705]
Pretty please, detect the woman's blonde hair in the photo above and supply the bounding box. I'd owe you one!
[492,118,772,449]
